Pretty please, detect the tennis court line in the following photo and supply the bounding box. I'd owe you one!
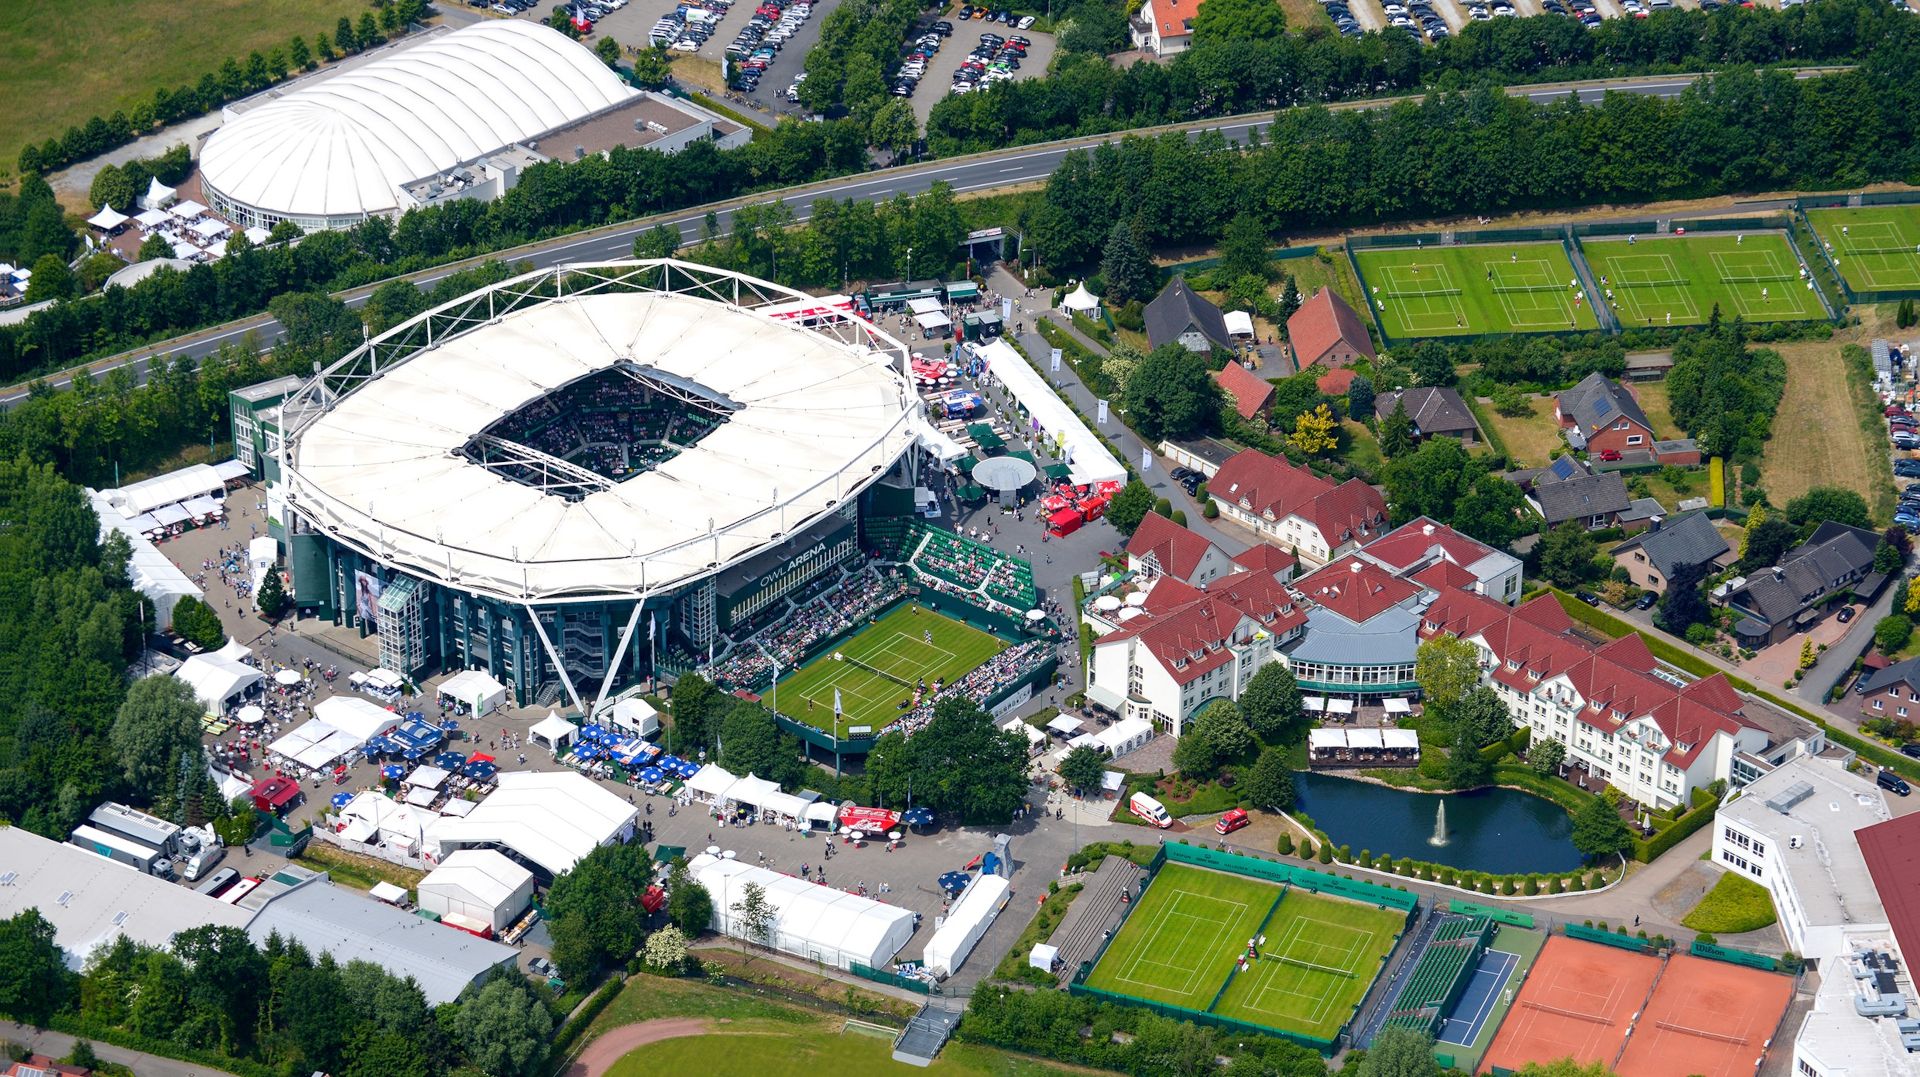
[1438,949,1517,1047]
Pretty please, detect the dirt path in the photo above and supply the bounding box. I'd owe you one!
[564,1018,713,1077]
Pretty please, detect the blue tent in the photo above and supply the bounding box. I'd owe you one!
[330,792,355,810]
[937,871,971,895]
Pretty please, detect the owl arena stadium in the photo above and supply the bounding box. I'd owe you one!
[273,261,1054,755]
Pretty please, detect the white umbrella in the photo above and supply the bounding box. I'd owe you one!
[721,850,737,860]
[1026,609,1046,621]
[705,844,721,856]
[275,669,302,686]
[237,705,266,724]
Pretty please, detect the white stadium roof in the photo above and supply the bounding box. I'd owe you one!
[199,21,638,222]
[282,263,919,603]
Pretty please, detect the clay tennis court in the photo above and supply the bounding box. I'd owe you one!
[1480,936,1660,1073]
[1615,954,1794,1077]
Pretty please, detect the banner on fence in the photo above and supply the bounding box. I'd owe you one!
[1689,939,1779,972]
[1564,923,1653,952]
[1447,900,1536,929]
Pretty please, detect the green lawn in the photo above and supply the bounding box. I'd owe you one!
[1353,242,1599,340]
[1210,889,1405,1040]
[606,1026,1086,1076]
[0,0,371,177]
[1580,233,1825,328]
[1084,863,1281,1011]
[1804,204,1920,294]
[772,603,1007,737]
[1681,871,1779,934]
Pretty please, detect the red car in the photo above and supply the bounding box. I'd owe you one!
[1215,808,1251,835]
[1597,448,1622,462]
[1887,404,1910,418]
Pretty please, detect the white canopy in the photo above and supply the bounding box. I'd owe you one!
[191,217,229,239]
[175,652,264,712]
[724,772,781,811]
[1061,281,1100,314]
[439,670,509,717]
[142,176,176,208]
[335,790,429,850]
[972,339,1124,486]
[215,639,252,662]
[1308,728,1345,750]
[1093,717,1153,757]
[1046,715,1082,735]
[1347,727,1383,749]
[915,310,952,330]
[760,790,812,820]
[923,872,1011,977]
[1101,769,1125,792]
[270,719,364,771]
[108,463,225,517]
[313,696,399,743]
[1067,732,1099,750]
[170,199,208,220]
[907,297,945,315]
[685,764,738,802]
[244,226,272,245]
[408,765,449,790]
[1304,696,1327,712]
[369,881,409,904]
[1030,943,1059,971]
[205,240,228,260]
[403,786,438,807]
[690,853,915,971]
[170,241,198,260]
[1328,699,1355,715]
[182,494,223,518]
[1383,698,1411,714]
[427,771,636,878]
[134,208,171,229]
[1383,729,1420,751]
[86,491,202,629]
[1002,718,1047,747]
[88,204,130,230]
[418,849,535,932]
[529,711,576,753]
[803,802,839,827]
[214,459,252,482]
[150,504,191,527]
[1224,310,1256,337]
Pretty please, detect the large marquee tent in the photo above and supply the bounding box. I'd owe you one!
[689,853,915,971]
[426,770,637,880]
[174,652,264,713]
[923,872,1012,978]
[417,849,535,932]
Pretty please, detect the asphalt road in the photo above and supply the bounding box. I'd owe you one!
[0,69,1842,409]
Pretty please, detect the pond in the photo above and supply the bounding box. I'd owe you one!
[1291,771,1584,875]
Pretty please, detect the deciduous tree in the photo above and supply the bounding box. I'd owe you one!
[458,974,553,1077]
[1239,749,1295,812]
[1289,402,1338,456]
[1539,522,1599,588]
[1239,663,1304,744]
[1122,344,1222,441]
[111,676,207,806]
[1058,745,1106,793]
[1571,797,1631,860]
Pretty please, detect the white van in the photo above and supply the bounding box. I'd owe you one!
[1129,791,1172,828]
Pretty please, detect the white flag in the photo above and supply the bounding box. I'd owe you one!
[834,688,843,717]
[647,612,656,642]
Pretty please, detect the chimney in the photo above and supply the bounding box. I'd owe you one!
[1350,561,1362,573]
[1421,522,1436,536]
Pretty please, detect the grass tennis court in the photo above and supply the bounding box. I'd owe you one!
[1804,204,1920,294]
[1354,242,1600,339]
[1581,233,1823,327]
[1084,863,1402,1041]
[772,603,1006,737]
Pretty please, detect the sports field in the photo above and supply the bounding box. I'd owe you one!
[1354,242,1600,339]
[772,603,1006,736]
[1481,935,1661,1074]
[1615,954,1794,1077]
[1581,233,1824,327]
[1804,204,1920,294]
[1084,863,1402,1041]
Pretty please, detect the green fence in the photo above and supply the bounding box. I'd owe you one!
[850,962,932,994]
[1160,842,1420,914]
[1447,900,1536,929]
[1563,924,1653,953]
[1070,979,1338,1054]
[1792,191,1920,304]
[1689,940,1778,972]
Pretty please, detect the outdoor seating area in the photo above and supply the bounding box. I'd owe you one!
[908,528,1036,610]
[1307,726,1421,768]
[706,567,908,690]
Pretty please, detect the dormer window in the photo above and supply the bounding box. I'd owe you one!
[1506,659,1520,671]
[1611,709,1627,722]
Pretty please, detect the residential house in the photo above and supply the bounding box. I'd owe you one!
[1287,287,1375,369]
[1356,517,1524,605]
[1525,470,1632,531]
[1374,386,1480,445]
[1722,522,1881,646]
[1213,361,1275,422]
[0,1057,89,1077]
[1129,0,1202,55]
[1555,372,1700,464]
[1206,449,1388,567]
[1856,655,1920,723]
[1144,278,1231,353]
[1126,511,1239,586]
[1086,568,1308,733]
[1610,512,1734,593]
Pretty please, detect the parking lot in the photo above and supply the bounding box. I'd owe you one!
[906,8,1056,123]
[1315,0,1714,42]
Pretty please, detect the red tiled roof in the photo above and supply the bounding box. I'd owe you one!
[1141,575,1205,613]
[1212,362,1275,420]
[1100,569,1306,685]
[1361,517,1498,574]
[1210,450,1388,550]
[1412,560,1480,591]
[1287,287,1376,368]
[1317,367,1357,396]
[1857,814,1920,967]
[1127,511,1222,581]
[1419,587,1515,641]
[1293,556,1420,623]
[1231,543,1297,580]
[1148,0,1202,37]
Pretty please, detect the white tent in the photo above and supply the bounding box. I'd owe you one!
[107,463,225,517]
[427,771,636,879]
[170,199,209,220]
[134,208,171,229]
[418,849,534,932]
[1224,310,1256,338]
[1030,943,1059,972]
[529,712,576,754]
[243,226,272,245]
[334,790,429,852]
[802,802,839,829]
[907,297,945,315]
[439,670,508,717]
[760,790,812,821]
[915,310,952,331]
[723,773,781,812]
[313,696,399,743]
[973,340,1124,485]
[88,204,130,231]
[1383,729,1420,752]
[191,217,229,240]
[269,719,363,771]
[175,652,264,712]
[923,872,1011,978]
[369,881,408,905]
[1061,280,1100,315]
[215,639,252,663]
[86,491,201,628]
[213,459,252,483]
[407,765,449,790]
[1001,718,1047,748]
[1046,715,1082,736]
[607,696,659,737]
[689,853,915,971]
[140,176,176,210]
[1347,727,1382,749]
[685,764,738,804]
[1093,717,1153,757]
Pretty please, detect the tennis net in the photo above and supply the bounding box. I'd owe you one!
[1275,954,1356,978]
[1653,1020,1748,1045]
[844,655,912,688]
[1614,278,1690,289]
[1383,287,1464,299]
[1491,282,1568,294]
[1718,272,1796,284]
[1840,242,1919,256]
[1518,1000,1612,1025]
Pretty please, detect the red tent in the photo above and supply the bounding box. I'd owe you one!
[1080,495,1110,521]
[838,806,900,832]
[641,885,667,913]
[1048,508,1083,537]
[250,776,301,814]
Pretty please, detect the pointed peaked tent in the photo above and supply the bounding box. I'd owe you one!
[141,176,177,210]
[1061,280,1101,315]
[529,711,577,754]
[88,204,131,231]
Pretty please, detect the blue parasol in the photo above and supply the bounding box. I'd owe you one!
[638,766,665,783]
[380,764,405,781]
[330,791,355,810]
[937,871,971,895]
[462,760,497,780]
[433,751,467,769]
[901,807,935,828]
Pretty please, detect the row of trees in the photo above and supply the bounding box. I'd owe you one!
[664,182,973,288]
[14,1,430,176]
[0,915,555,1077]
[0,174,78,275]
[86,145,195,216]
[1027,64,1920,275]
[927,0,1912,152]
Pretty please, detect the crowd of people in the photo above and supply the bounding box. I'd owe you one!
[707,568,908,690]
[196,542,258,610]
[465,370,728,486]
[892,637,1057,738]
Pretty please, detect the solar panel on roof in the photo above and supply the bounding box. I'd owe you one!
[1593,397,1614,418]
[1549,457,1577,480]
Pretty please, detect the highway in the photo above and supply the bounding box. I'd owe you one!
[0,69,1842,408]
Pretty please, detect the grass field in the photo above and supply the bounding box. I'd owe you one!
[0,0,370,175]
[1680,872,1779,934]
[606,1026,1082,1076]
[1759,339,1882,512]
[772,603,1007,736]
[1084,863,1401,1041]
[1476,396,1567,468]
[1804,204,1920,294]
[1354,242,1599,339]
[1581,233,1824,328]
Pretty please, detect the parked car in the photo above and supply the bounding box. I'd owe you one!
[1576,590,1601,606]
[1901,742,1920,759]
[1635,591,1658,610]
[1897,459,1920,477]
[1877,768,1911,797]
[1838,606,1856,623]
[1597,448,1622,462]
